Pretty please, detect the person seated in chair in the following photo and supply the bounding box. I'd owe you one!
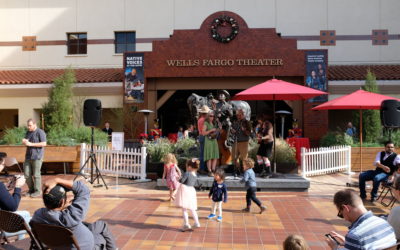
[31,177,117,250]
[359,141,400,202]
[0,152,31,241]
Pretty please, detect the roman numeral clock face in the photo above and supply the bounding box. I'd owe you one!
[210,16,239,43]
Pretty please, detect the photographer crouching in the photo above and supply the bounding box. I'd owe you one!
[0,152,31,240]
[31,177,117,249]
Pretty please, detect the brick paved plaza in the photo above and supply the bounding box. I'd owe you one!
[10,173,392,250]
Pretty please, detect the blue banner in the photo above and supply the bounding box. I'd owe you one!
[305,50,328,103]
[124,53,145,103]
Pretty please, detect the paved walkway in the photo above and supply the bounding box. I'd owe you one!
[10,173,394,249]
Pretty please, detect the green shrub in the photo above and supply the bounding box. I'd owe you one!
[42,68,75,131]
[248,138,296,164]
[248,138,259,161]
[145,138,174,163]
[320,132,353,147]
[2,127,27,145]
[273,138,296,164]
[47,126,108,146]
[173,138,198,157]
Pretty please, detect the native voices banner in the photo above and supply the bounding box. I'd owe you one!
[124,53,145,103]
[305,50,328,103]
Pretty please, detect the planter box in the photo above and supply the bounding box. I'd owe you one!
[277,162,298,174]
[0,145,81,173]
[350,147,398,172]
[147,162,164,179]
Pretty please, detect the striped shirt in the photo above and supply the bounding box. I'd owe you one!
[341,211,396,250]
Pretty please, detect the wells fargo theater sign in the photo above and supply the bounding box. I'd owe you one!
[166,58,283,67]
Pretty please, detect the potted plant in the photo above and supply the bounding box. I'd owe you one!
[273,138,297,173]
[144,138,174,177]
[173,138,198,170]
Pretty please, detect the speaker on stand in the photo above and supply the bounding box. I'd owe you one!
[75,99,108,189]
[380,99,400,140]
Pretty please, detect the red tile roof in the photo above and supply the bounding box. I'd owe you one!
[0,68,123,84]
[329,65,400,81]
[0,65,399,84]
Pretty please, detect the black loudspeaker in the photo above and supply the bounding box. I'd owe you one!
[84,99,102,127]
[380,100,400,128]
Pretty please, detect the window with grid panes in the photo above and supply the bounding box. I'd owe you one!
[67,33,87,54]
[115,32,136,53]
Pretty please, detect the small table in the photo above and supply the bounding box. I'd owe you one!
[286,137,310,165]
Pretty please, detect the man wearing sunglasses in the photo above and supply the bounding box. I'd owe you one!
[359,141,400,202]
[326,189,396,249]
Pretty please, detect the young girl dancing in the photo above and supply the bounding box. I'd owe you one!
[174,158,200,232]
[162,153,182,201]
[207,169,228,222]
[240,158,267,214]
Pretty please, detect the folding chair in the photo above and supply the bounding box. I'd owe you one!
[378,182,397,208]
[30,222,81,250]
[0,210,42,249]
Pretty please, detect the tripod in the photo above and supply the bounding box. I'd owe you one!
[75,127,108,189]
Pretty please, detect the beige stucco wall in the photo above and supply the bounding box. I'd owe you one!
[0,0,399,69]
[0,95,122,127]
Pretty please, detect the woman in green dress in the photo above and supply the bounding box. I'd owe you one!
[202,111,220,176]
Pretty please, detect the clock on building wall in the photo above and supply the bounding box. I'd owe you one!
[210,16,239,43]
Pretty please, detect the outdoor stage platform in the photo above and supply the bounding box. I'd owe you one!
[156,173,310,191]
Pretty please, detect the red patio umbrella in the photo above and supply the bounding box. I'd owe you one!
[312,89,400,171]
[232,78,328,173]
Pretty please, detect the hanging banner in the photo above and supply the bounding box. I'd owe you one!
[305,50,328,103]
[124,53,145,103]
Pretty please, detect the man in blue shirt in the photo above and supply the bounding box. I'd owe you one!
[345,122,356,137]
[326,189,396,250]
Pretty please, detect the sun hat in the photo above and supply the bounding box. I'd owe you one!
[198,105,211,114]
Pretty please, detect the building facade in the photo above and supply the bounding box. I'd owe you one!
[0,0,399,144]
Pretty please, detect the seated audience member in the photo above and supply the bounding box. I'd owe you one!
[359,141,400,202]
[177,126,184,140]
[184,124,196,139]
[0,152,30,240]
[31,178,117,250]
[388,177,400,240]
[326,189,396,250]
[283,234,310,250]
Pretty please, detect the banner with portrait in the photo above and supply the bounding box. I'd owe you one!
[124,53,145,104]
[305,50,328,103]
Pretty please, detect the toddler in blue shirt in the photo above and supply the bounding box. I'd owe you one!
[240,158,267,214]
[207,169,228,222]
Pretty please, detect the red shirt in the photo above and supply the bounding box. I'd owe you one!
[197,117,205,136]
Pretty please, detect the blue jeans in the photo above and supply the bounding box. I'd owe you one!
[359,170,389,199]
[198,135,206,171]
[1,210,31,240]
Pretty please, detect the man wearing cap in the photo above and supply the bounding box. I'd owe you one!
[0,152,31,240]
[22,118,46,198]
[198,105,210,173]
[32,177,116,249]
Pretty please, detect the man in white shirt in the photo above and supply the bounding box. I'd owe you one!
[359,141,400,202]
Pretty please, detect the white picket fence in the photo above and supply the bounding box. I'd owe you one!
[301,145,352,177]
[80,143,147,180]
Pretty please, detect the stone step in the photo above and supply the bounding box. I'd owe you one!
[157,173,310,191]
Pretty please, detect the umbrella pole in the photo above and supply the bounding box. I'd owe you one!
[359,110,363,172]
[273,98,277,173]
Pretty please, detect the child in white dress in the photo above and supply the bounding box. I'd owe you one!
[174,158,200,232]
